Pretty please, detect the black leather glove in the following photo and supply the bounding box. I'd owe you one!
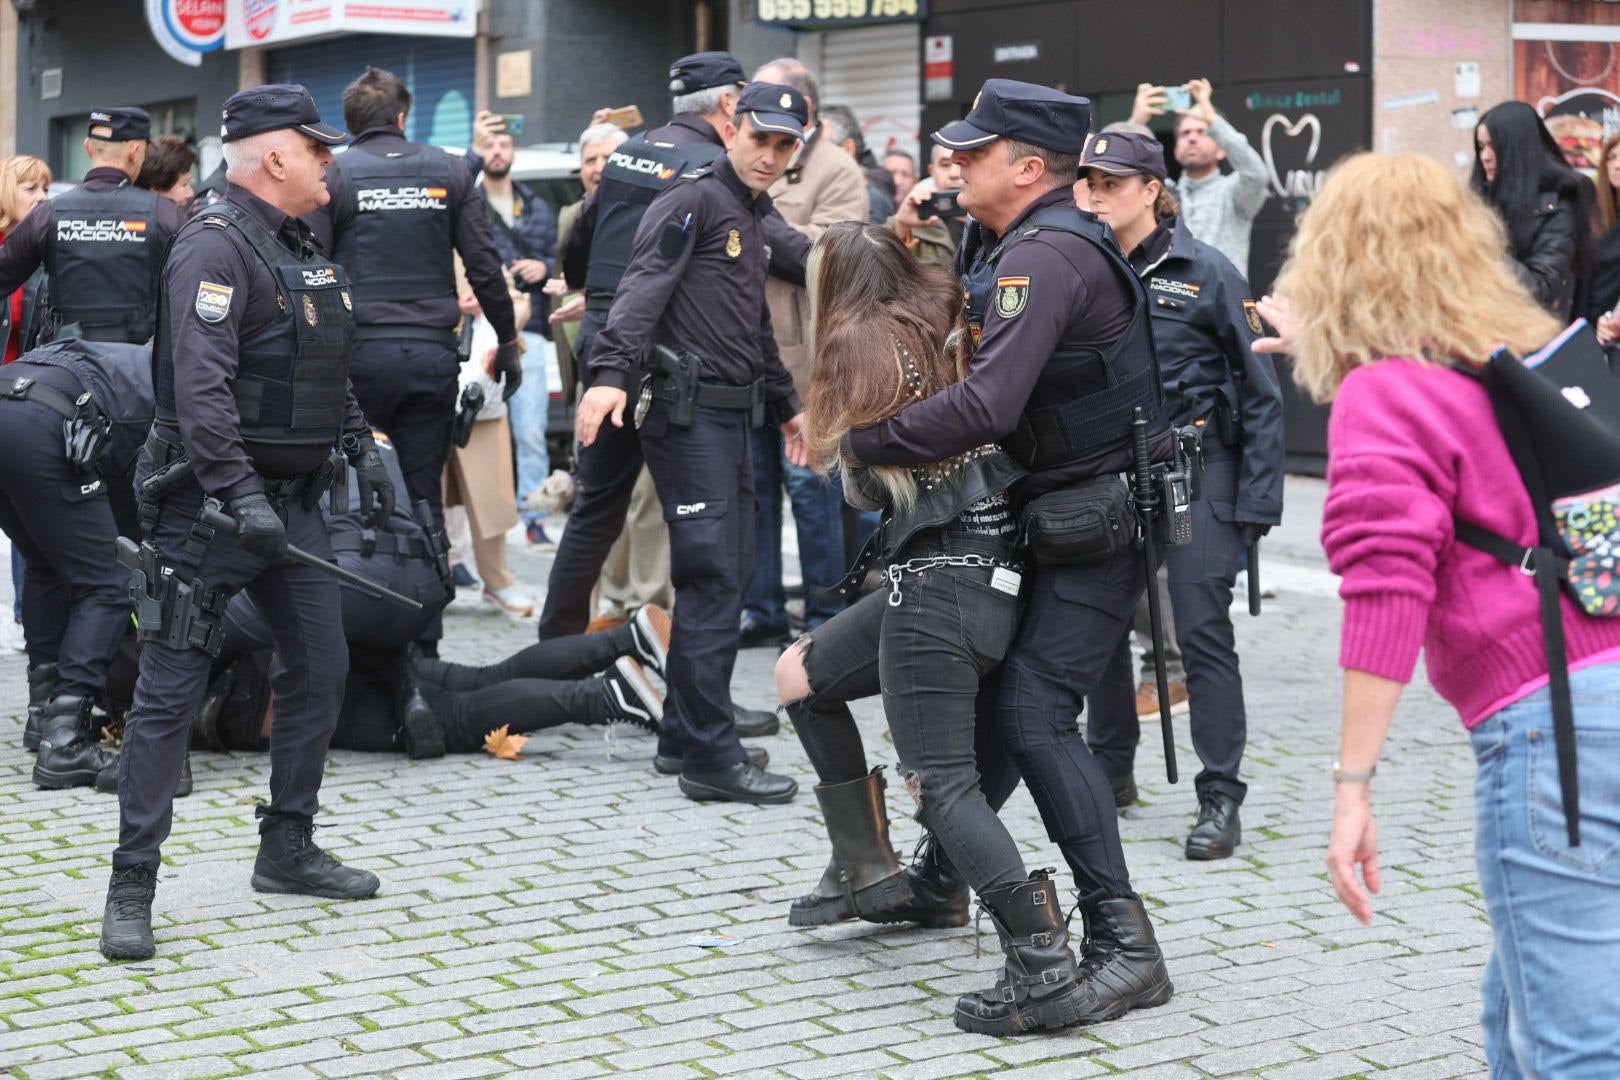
[1241,523,1271,546]
[352,449,396,529]
[492,339,523,401]
[226,492,287,560]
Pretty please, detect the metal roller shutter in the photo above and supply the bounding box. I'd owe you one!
[268,33,476,146]
[816,23,922,164]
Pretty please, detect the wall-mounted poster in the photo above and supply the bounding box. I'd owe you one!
[1513,0,1620,171]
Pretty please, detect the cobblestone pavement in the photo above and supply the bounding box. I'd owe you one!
[0,479,1492,1078]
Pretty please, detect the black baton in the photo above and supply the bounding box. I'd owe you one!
[199,507,424,611]
[1132,407,1178,785]
[1247,536,1262,617]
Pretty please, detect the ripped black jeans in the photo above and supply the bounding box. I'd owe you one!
[791,533,1027,893]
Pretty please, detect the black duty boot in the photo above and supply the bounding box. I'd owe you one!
[99,864,158,961]
[1185,792,1241,860]
[1070,895,1174,1021]
[97,753,191,798]
[1107,772,1138,810]
[33,696,119,789]
[23,662,59,751]
[789,767,913,926]
[397,656,445,760]
[251,816,380,899]
[734,705,780,738]
[865,833,971,929]
[954,870,1090,1035]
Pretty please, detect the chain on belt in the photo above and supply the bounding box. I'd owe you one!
[886,554,1003,606]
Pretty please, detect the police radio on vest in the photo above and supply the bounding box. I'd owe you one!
[355,186,449,212]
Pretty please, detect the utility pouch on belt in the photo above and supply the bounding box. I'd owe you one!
[117,535,227,656]
[1019,474,1134,565]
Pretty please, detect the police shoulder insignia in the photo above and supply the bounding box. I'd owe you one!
[994,276,1029,319]
[1242,298,1262,335]
[194,281,233,323]
[726,228,742,259]
[302,294,319,327]
[340,290,353,312]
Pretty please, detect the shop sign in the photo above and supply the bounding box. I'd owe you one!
[924,34,952,102]
[146,0,226,67]
[225,0,477,50]
[1512,0,1620,173]
[755,0,926,30]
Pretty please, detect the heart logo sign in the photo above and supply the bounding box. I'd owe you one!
[1262,113,1323,198]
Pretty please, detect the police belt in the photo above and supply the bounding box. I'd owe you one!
[353,325,458,348]
[140,429,333,507]
[1,375,88,421]
[651,373,765,416]
[78,324,142,344]
[330,529,431,560]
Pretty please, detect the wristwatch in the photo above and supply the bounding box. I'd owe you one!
[1332,761,1376,785]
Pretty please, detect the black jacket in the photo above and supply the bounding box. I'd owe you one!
[1511,191,1580,321]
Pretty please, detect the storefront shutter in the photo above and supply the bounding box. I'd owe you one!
[268,33,476,146]
[816,23,922,164]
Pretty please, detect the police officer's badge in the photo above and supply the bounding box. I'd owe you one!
[302,294,319,327]
[780,92,793,108]
[1093,137,1109,156]
[726,228,742,258]
[995,276,1029,319]
[194,281,233,323]
[1242,298,1263,335]
[340,290,353,312]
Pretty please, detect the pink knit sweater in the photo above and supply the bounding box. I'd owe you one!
[1321,356,1620,727]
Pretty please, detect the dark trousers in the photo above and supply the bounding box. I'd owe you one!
[538,411,643,639]
[984,546,1144,899]
[0,401,128,697]
[746,425,846,632]
[1087,449,1250,804]
[793,548,1027,893]
[114,464,348,871]
[637,399,750,771]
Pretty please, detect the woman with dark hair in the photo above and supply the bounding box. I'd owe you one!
[1471,101,1595,320]
[773,221,1171,1036]
[134,135,197,209]
[1590,130,1620,324]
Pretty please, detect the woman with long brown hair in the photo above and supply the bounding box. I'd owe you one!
[1256,151,1620,1076]
[773,221,1170,1036]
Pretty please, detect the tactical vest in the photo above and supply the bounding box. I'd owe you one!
[154,202,355,445]
[964,205,1162,471]
[331,144,457,308]
[585,134,722,295]
[45,183,163,343]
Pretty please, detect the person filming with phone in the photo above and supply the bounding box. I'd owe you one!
[890,142,964,267]
[1131,78,1270,276]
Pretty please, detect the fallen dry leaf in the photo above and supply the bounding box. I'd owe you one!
[484,724,529,760]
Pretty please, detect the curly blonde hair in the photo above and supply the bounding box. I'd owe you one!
[1277,152,1562,403]
[0,155,50,236]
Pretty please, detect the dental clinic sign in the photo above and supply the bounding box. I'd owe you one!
[146,0,226,67]
[224,0,477,49]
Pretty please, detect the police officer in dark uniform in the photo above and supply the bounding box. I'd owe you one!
[575,82,812,805]
[1080,132,1285,858]
[846,80,1171,1023]
[0,107,183,346]
[0,339,148,786]
[99,85,396,962]
[544,52,809,646]
[306,67,518,558]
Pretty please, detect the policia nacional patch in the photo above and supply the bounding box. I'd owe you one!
[995,276,1029,319]
[1242,298,1263,335]
[194,281,234,323]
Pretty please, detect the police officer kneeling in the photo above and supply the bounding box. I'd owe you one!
[847,81,1172,1026]
[575,83,810,805]
[100,86,395,962]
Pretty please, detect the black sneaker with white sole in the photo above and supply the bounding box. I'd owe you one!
[604,656,663,733]
[629,605,671,678]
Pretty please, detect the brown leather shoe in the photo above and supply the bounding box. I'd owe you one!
[1135,681,1190,719]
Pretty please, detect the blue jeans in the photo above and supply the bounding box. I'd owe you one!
[507,331,552,526]
[746,425,845,632]
[1469,661,1620,1078]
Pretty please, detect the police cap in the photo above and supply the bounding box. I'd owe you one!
[933,79,1091,154]
[736,82,809,140]
[668,51,747,96]
[87,107,151,142]
[221,84,347,145]
[1082,131,1167,182]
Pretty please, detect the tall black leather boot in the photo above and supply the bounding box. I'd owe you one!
[33,695,119,789]
[252,815,380,899]
[789,767,913,926]
[954,869,1090,1035]
[1070,895,1174,1021]
[864,832,971,929]
[396,653,445,760]
[99,863,158,961]
[22,662,59,751]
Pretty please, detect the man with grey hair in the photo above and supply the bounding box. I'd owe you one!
[100,85,393,962]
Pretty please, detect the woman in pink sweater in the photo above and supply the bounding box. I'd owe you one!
[1256,152,1620,1078]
